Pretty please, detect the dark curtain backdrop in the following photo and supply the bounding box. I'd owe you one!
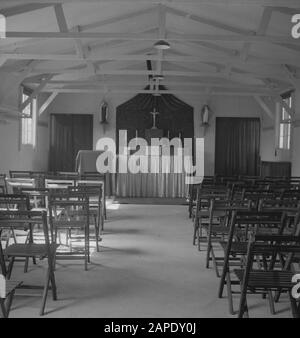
[49,114,93,171]
[215,117,260,176]
[116,90,194,150]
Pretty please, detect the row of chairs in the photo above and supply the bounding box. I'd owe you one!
[190,177,300,317]
[0,180,106,317]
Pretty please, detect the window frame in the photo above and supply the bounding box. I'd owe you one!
[278,91,293,151]
[19,85,37,149]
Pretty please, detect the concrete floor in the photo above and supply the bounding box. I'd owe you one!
[8,204,293,318]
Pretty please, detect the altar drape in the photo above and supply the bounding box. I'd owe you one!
[116,88,194,149]
[115,90,194,198]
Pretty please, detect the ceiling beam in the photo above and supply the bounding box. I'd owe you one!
[39,91,59,115]
[166,5,253,35]
[1,52,300,67]
[271,6,300,15]
[0,4,53,17]
[254,95,275,120]
[1,0,300,5]
[24,68,285,81]
[240,7,273,62]
[0,60,40,106]
[29,79,269,90]
[3,31,299,45]
[54,4,69,33]
[20,74,54,111]
[41,87,276,97]
[80,6,156,31]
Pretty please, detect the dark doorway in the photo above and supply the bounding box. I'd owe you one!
[215,117,260,176]
[49,114,93,171]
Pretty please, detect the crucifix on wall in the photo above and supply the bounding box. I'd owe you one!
[150,108,159,129]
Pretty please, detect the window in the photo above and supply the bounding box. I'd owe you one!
[279,92,292,150]
[20,86,37,147]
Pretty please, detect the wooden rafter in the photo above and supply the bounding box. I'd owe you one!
[254,95,275,120]
[20,74,54,111]
[39,91,58,115]
[1,0,300,5]
[2,31,299,45]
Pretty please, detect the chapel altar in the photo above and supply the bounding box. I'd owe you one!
[115,90,194,198]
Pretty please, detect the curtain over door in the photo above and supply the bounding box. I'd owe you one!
[215,117,260,176]
[49,114,93,172]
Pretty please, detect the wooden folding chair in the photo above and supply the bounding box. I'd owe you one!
[68,185,102,252]
[76,180,105,231]
[235,234,300,318]
[80,172,107,220]
[0,194,35,273]
[192,186,229,250]
[218,210,287,314]
[0,210,58,316]
[205,199,251,277]
[48,193,90,270]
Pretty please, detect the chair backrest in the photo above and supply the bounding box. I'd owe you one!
[45,179,75,190]
[0,174,7,194]
[244,234,300,274]
[48,192,90,229]
[5,178,36,194]
[259,198,300,212]
[9,171,32,178]
[208,199,251,229]
[0,210,53,275]
[0,194,30,211]
[55,172,80,180]
[20,188,50,209]
[228,210,286,243]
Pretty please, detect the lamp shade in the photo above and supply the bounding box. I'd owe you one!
[153,40,170,50]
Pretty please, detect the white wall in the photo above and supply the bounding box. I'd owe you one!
[49,92,273,176]
[1,70,291,177]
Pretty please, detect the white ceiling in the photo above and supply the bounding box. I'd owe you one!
[0,0,299,98]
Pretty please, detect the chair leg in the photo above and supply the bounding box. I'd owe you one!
[0,242,7,277]
[5,290,15,317]
[268,290,276,315]
[211,248,220,278]
[238,282,248,318]
[218,255,230,298]
[40,267,51,316]
[49,264,57,301]
[226,272,235,315]
[94,215,99,252]
[0,299,8,318]
[84,227,89,271]
[6,257,15,280]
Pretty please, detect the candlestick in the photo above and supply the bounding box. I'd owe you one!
[135,130,138,138]
[167,130,170,138]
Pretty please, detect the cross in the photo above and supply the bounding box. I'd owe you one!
[150,108,159,129]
